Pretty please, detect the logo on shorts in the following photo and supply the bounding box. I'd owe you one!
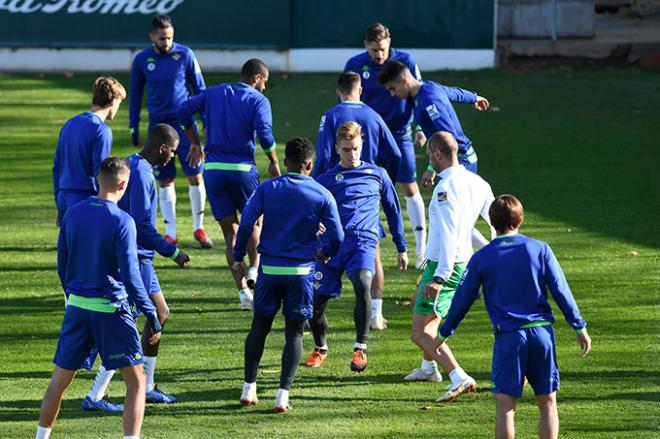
[335,173,344,182]
[147,63,156,71]
[314,271,323,280]
[437,191,447,202]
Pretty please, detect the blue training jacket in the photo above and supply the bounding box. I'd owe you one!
[233,173,344,267]
[177,82,275,164]
[316,162,407,253]
[440,233,587,337]
[52,112,112,198]
[57,197,157,317]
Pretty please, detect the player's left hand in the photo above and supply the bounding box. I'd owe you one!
[187,143,204,169]
[474,96,490,111]
[173,249,190,267]
[231,260,247,278]
[397,252,409,272]
[421,281,442,299]
[268,161,281,178]
[577,328,592,357]
[421,170,436,188]
[414,131,427,148]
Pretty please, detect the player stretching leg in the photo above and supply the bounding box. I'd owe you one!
[178,59,281,310]
[306,122,408,372]
[406,132,494,398]
[439,195,591,436]
[232,138,343,412]
[37,157,162,439]
[313,71,402,331]
[129,14,211,248]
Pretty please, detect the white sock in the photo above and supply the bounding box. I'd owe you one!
[471,228,489,250]
[421,359,437,373]
[315,344,328,351]
[36,426,52,439]
[243,381,256,393]
[188,183,206,231]
[144,356,157,392]
[405,193,426,255]
[371,298,383,319]
[239,288,252,298]
[449,367,468,387]
[87,365,116,401]
[159,186,177,238]
[124,436,139,439]
[275,388,289,408]
[354,342,367,350]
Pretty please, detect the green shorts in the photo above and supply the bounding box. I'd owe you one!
[413,260,466,318]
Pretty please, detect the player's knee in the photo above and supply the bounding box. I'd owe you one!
[284,318,305,338]
[158,304,170,324]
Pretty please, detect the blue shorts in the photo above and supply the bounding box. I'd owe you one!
[152,121,204,180]
[253,266,314,321]
[394,127,417,184]
[492,325,560,397]
[138,258,161,296]
[56,190,94,224]
[204,166,259,220]
[459,147,478,174]
[313,236,377,297]
[54,300,143,371]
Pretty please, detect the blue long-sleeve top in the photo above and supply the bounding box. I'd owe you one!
[177,82,276,164]
[118,154,177,260]
[129,43,206,129]
[316,162,406,253]
[57,197,157,317]
[232,173,344,266]
[344,49,420,132]
[313,101,401,182]
[52,112,112,198]
[440,234,587,338]
[414,81,477,155]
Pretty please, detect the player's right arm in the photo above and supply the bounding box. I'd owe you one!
[56,218,68,290]
[423,187,459,298]
[177,91,207,168]
[129,53,146,146]
[317,191,344,259]
[440,84,489,111]
[92,127,113,180]
[115,217,161,333]
[376,115,402,183]
[439,257,482,340]
[233,185,265,263]
[253,97,280,177]
[313,114,333,179]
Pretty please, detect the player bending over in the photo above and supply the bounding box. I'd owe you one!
[178,58,281,310]
[306,121,408,373]
[232,137,343,411]
[439,194,591,438]
[37,157,162,439]
[314,71,402,331]
[407,132,494,401]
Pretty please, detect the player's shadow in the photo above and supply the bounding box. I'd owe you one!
[0,398,121,423]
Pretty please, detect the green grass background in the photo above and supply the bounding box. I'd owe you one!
[0,68,658,438]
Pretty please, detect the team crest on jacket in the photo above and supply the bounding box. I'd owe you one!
[147,63,156,71]
[314,271,323,280]
[335,173,344,182]
[437,191,447,202]
[172,53,181,61]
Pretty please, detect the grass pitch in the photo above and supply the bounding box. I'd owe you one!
[0,68,658,438]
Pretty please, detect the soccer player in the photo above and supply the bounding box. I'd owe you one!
[231,137,343,412]
[377,59,492,249]
[345,22,428,271]
[406,132,494,401]
[37,157,162,439]
[439,195,592,438]
[129,14,212,248]
[314,71,402,331]
[52,76,126,225]
[178,58,281,310]
[82,124,190,410]
[306,122,408,372]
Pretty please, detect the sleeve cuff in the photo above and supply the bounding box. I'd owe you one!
[168,247,180,260]
[426,164,435,172]
[262,143,277,153]
[575,326,586,334]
